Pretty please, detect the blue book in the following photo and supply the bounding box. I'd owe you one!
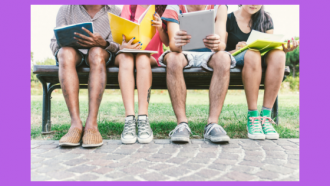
[54,22,93,49]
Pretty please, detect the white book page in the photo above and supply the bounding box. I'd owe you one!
[247,30,285,44]
[138,5,151,24]
[119,48,157,54]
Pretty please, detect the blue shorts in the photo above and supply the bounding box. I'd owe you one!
[55,48,113,67]
[234,50,268,68]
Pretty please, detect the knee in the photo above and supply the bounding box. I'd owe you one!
[165,52,185,72]
[267,50,286,70]
[88,47,106,67]
[116,53,134,71]
[244,50,262,70]
[57,47,77,67]
[135,54,151,71]
[209,51,231,73]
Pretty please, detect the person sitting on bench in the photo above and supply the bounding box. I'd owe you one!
[50,5,121,147]
[159,5,236,143]
[225,5,299,140]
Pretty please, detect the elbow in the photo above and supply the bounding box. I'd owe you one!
[164,42,169,47]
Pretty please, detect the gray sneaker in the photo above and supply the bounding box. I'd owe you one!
[169,122,191,143]
[204,123,230,142]
[137,115,153,143]
[121,115,137,144]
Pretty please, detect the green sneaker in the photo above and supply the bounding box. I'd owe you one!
[247,110,265,140]
[260,109,279,140]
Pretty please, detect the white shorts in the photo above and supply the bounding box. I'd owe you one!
[158,50,236,71]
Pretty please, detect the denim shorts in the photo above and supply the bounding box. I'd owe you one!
[234,50,267,67]
[55,48,113,67]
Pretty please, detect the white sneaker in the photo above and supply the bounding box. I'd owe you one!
[121,116,137,144]
[137,115,153,143]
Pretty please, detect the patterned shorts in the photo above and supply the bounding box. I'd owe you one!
[158,50,236,71]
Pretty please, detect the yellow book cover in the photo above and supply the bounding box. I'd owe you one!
[108,5,156,50]
[232,39,286,56]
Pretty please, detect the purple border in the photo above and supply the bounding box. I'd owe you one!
[1,0,329,185]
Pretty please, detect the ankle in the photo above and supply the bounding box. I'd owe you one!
[71,119,82,129]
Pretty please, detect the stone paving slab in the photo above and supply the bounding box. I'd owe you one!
[31,139,299,181]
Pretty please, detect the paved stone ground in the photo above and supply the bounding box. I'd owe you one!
[31,139,299,181]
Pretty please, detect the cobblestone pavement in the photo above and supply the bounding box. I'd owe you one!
[31,139,299,181]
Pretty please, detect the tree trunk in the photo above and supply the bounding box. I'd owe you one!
[292,65,296,78]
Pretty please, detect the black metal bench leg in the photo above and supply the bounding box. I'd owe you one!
[36,75,53,134]
[272,95,279,125]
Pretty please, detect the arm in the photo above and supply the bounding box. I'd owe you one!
[203,5,227,52]
[214,5,228,51]
[167,22,191,53]
[50,6,67,56]
[152,13,169,46]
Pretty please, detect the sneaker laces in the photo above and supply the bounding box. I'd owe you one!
[260,117,276,133]
[249,117,263,133]
[204,124,227,140]
[123,119,135,135]
[169,123,191,137]
[138,119,150,135]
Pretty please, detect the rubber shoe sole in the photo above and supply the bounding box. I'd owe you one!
[82,142,103,148]
[59,142,80,147]
[205,135,230,142]
[138,133,153,144]
[248,133,265,140]
[265,133,279,140]
[121,136,137,144]
[171,136,190,143]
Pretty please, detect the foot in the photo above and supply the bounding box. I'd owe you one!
[59,127,83,146]
[247,110,265,140]
[82,128,103,148]
[169,122,191,143]
[121,115,137,144]
[137,115,153,143]
[260,109,279,140]
[204,123,230,142]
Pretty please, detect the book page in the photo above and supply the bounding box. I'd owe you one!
[247,30,285,44]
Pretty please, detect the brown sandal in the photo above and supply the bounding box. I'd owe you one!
[82,129,103,148]
[59,128,83,146]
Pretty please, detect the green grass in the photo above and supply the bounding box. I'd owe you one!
[31,90,299,140]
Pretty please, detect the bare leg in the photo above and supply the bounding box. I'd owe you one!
[163,52,188,124]
[242,50,262,110]
[58,47,83,131]
[135,53,153,115]
[84,47,109,131]
[207,51,231,124]
[114,53,135,116]
[263,50,286,108]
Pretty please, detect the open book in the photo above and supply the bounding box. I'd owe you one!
[108,5,156,52]
[232,30,286,56]
[117,48,158,54]
[54,22,93,49]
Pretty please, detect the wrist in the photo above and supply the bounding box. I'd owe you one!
[100,40,108,48]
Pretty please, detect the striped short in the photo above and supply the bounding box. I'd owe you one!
[158,50,236,71]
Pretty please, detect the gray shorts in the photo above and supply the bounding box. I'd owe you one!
[55,48,113,67]
[158,50,236,71]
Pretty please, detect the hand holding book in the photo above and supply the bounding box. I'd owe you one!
[236,42,247,50]
[120,34,142,50]
[151,12,163,32]
[203,34,221,51]
[282,38,299,53]
[174,30,191,48]
[74,27,108,48]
